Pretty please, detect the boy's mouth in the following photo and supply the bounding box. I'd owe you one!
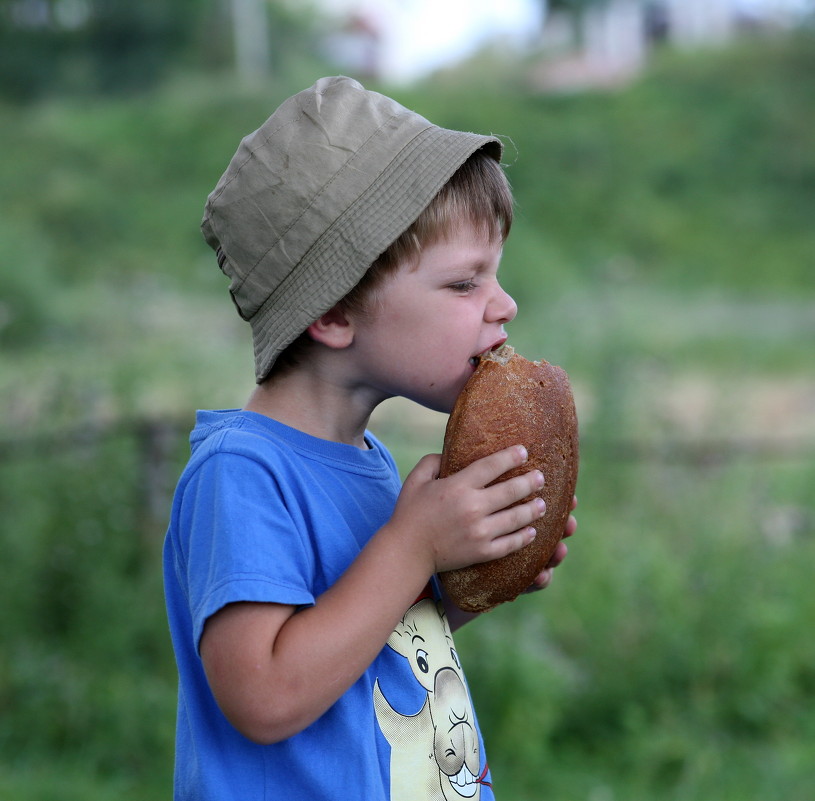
[469,338,508,367]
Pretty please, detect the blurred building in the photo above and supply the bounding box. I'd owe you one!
[533,0,810,92]
[321,9,384,79]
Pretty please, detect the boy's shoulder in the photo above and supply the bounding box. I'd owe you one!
[188,409,317,464]
[188,408,276,457]
[185,409,397,479]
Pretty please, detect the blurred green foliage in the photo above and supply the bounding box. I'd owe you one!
[455,451,815,799]
[0,428,179,799]
[1,30,814,800]
[0,0,332,103]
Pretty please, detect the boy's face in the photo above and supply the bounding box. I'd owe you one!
[347,222,517,414]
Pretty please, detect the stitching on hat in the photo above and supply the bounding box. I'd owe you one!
[296,127,498,278]
[256,127,496,318]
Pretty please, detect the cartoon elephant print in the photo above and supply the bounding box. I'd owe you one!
[374,592,491,800]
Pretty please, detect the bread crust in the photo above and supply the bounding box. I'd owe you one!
[438,344,579,613]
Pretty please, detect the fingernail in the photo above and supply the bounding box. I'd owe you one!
[517,446,528,462]
[535,498,547,515]
[535,470,545,487]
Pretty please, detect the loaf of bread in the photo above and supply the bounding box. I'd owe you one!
[438,344,579,613]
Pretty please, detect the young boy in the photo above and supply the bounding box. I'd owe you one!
[164,76,576,801]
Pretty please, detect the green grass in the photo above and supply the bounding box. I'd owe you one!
[1,31,814,800]
[454,449,815,800]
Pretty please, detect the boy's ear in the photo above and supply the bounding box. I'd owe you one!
[306,305,355,349]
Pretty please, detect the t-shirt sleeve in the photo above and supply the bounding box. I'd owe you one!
[177,449,317,651]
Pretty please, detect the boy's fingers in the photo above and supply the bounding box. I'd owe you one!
[546,540,568,568]
[489,496,546,538]
[483,523,537,562]
[458,444,530,487]
[484,469,545,512]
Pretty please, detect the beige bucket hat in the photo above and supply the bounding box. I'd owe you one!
[201,76,503,382]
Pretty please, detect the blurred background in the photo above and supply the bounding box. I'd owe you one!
[1,1,814,798]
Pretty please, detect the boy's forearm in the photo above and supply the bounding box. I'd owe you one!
[201,520,433,744]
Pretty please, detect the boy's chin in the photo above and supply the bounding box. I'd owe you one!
[400,371,472,416]
[411,388,463,417]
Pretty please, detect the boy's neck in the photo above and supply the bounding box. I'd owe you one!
[243,366,376,450]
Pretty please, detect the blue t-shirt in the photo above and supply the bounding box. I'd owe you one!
[163,410,495,800]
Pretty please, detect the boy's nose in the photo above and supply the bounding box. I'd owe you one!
[487,285,518,324]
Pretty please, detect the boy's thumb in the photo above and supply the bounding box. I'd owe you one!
[407,453,442,482]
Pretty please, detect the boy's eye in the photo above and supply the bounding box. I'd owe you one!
[449,280,477,293]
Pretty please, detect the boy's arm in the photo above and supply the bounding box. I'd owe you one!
[200,445,545,745]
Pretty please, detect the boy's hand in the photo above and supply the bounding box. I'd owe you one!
[523,495,578,593]
[391,444,547,576]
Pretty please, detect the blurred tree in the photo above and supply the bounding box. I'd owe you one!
[545,0,611,44]
[0,0,207,101]
[547,0,613,15]
[263,0,327,79]
[85,0,203,93]
[230,0,270,83]
[0,0,330,102]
